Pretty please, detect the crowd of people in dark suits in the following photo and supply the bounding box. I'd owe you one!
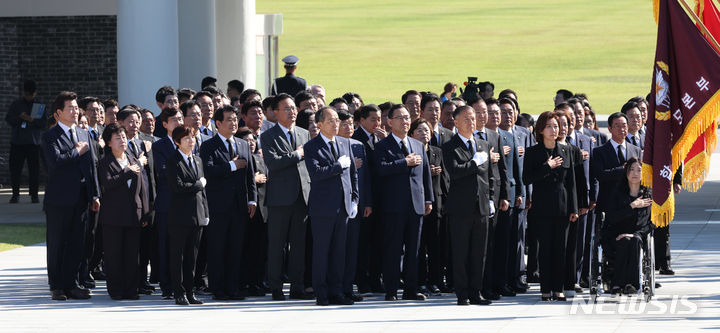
[8,66,679,306]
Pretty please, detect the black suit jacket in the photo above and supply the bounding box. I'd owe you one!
[442,134,494,217]
[97,153,149,227]
[41,125,100,207]
[591,141,642,212]
[200,134,257,213]
[476,129,509,206]
[166,151,209,227]
[260,124,311,206]
[252,153,269,220]
[427,145,448,215]
[352,127,379,207]
[523,143,579,218]
[127,136,155,222]
[374,135,433,215]
[431,126,454,148]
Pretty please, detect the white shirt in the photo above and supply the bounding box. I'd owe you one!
[457,133,476,153]
[117,156,132,188]
[319,133,337,158]
[610,138,627,160]
[217,132,239,172]
[278,123,294,145]
[57,121,78,144]
[178,150,196,174]
[391,133,411,154]
[432,124,441,143]
[359,126,374,142]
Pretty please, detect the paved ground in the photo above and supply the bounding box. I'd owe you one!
[1,136,719,332]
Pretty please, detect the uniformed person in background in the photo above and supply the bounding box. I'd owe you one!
[270,55,307,97]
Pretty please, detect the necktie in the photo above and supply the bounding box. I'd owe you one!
[631,136,637,146]
[430,132,438,146]
[129,139,138,157]
[477,131,486,141]
[466,139,474,153]
[370,134,376,144]
[203,127,210,136]
[288,130,296,148]
[227,138,235,158]
[68,128,78,146]
[188,156,198,177]
[617,145,625,164]
[329,140,338,159]
[400,139,410,156]
[90,128,97,140]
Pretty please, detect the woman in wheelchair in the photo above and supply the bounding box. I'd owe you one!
[602,157,651,295]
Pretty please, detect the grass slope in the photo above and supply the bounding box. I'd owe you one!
[257,0,657,114]
[0,224,45,252]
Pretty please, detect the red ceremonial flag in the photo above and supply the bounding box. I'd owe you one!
[643,0,720,226]
[681,0,720,191]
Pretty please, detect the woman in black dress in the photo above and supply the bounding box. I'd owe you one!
[523,111,580,301]
[602,157,651,295]
[98,123,149,300]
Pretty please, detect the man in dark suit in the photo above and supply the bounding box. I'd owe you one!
[200,105,257,300]
[304,107,359,305]
[469,96,508,300]
[152,107,185,298]
[270,55,307,97]
[118,107,156,295]
[374,104,433,301]
[421,94,454,148]
[442,105,494,305]
[338,109,371,302]
[260,93,313,300]
[569,99,608,146]
[562,105,596,292]
[621,101,645,148]
[6,80,46,204]
[508,101,532,292]
[591,112,642,280]
[42,91,100,301]
[351,104,386,294]
[152,86,180,138]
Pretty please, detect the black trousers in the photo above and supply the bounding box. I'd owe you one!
[103,224,141,298]
[536,215,569,293]
[492,209,512,289]
[418,208,443,287]
[193,226,208,289]
[155,211,171,293]
[355,212,384,291]
[267,195,307,291]
[343,215,361,294]
[526,213,540,279]
[509,207,527,284]
[564,216,579,290]
[574,213,589,285]
[382,209,423,295]
[207,204,247,297]
[79,209,98,284]
[311,212,348,300]
[168,225,201,297]
[45,191,88,291]
[448,212,489,299]
[137,224,153,286]
[612,237,641,289]
[9,143,40,197]
[482,215,497,292]
[242,211,268,288]
[654,225,671,268]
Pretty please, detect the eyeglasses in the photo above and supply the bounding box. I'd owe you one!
[392,116,411,121]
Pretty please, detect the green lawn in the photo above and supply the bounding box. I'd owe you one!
[0,224,45,252]
[257,0,657,114]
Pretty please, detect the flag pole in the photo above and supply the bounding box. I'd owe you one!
[678,0,720,52]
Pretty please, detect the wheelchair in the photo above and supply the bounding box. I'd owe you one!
[588,217,655,303]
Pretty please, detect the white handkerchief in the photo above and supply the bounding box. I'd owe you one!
[473,151,488,165]
[349,203,358,219]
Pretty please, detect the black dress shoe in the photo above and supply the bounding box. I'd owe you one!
[316,298,329,306]
[655,282,662,288]
[91,270,106,280]
[469,295,492,305]
[384,294,397,301]
[541,295,553,301]
[289,290,314,300]
[481,290,500,300]
[162,290,173,299]
[175,296,190,305]
[624,285,637,294]
[401,292,426,301]
[579,280,590,288]
[659,267,675,275]
[9,195,19,204]
[345,292,363,302]
[574,284,584,293]
[438,283,452,293]
[510,284,527,294]
[81,280,96,289]
[247,285,265,297]
[124,294,140,300]
[526,274,540,283]
[212,294,229,300]
[187,294,203,304]
[329,295,354,305]
[554,296,567,302]
[418,285,431,296]
[140,282,155,291]
[51,290,67,301]
[138,287,153,295]
[229,294,246,300]
[110,295,123,300]
[497,285,516,297]
[272,289,286,301]
[457,298,470,305]
[611,286,622,295]
[66,288,91,299]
